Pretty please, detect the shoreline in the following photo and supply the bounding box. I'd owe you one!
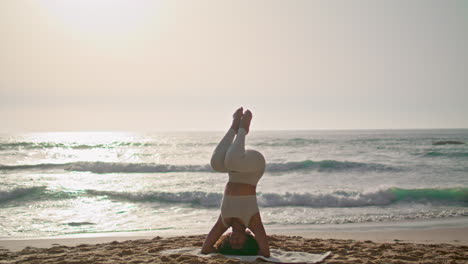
[1,219,468,252]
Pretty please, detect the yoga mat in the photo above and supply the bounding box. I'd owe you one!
[160,247,331,263]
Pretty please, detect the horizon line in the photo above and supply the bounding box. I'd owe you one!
[1,127,467,134]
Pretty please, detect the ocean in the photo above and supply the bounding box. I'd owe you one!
[0,129,467,237]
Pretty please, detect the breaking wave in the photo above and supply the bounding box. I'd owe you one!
[0,141,215,150]
[65,162,212,174]
[266,160,396,172]
[0,163,70,171]
[422,151,468,158]
[0,187,46,203]
[0,186,78,203]
[0,160,396,173]
[86,190,223,207]
[85,187,468,208]
[253,138,320,147]
[2,187,467,208]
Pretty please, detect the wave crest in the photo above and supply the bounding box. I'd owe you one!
[423,151,468,158]
[253,138,320,147]
[0,141,215,150]
[0,186,46,203]
[2,187,466,207]
[66,162,212,174]
[0,163,69,171]
[86,190,222,207]
[1,160,396,173]
[84,187,468,208]
[267,160,396,172]
[0,186,81,204]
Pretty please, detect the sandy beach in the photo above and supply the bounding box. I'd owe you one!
[1,226,467,264]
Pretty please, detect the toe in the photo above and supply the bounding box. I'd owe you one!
[234,107,243,119]
[244,110,252,119]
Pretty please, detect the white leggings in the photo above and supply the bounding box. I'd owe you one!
[211,127,265,227]
[210,128,265,174]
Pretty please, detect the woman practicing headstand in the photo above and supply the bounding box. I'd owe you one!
[201,107,270,257]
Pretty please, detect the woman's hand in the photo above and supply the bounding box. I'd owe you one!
[201,246,216,254]
[201,215,228,254]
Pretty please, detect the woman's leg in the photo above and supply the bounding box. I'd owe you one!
[210,128,236,172]
[224,111,265,173]
[210,107,243,172]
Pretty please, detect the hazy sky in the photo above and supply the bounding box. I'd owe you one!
[1,0,467,132]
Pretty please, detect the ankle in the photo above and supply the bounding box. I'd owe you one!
[238,127,248,135]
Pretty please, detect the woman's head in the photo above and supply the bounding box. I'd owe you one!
[215,231,259,255]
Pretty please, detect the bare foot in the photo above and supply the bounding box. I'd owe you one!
[230,107,244,132]
[239,110,252,134]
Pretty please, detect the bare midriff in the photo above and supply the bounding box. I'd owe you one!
[224,182,256,196]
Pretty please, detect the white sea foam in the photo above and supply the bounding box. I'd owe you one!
[0,159,397,173]
[82,188,468,208]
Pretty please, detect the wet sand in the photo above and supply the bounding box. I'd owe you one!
[1,227,467,263]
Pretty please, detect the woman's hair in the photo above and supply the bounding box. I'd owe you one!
[214,232,259,255]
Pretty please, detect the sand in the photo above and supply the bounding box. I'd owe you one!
[1,228,468,264]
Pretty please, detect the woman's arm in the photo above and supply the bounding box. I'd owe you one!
[201,215,228,254]
[249,212,270,257]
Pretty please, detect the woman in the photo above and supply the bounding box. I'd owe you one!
[201,107,270,257]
